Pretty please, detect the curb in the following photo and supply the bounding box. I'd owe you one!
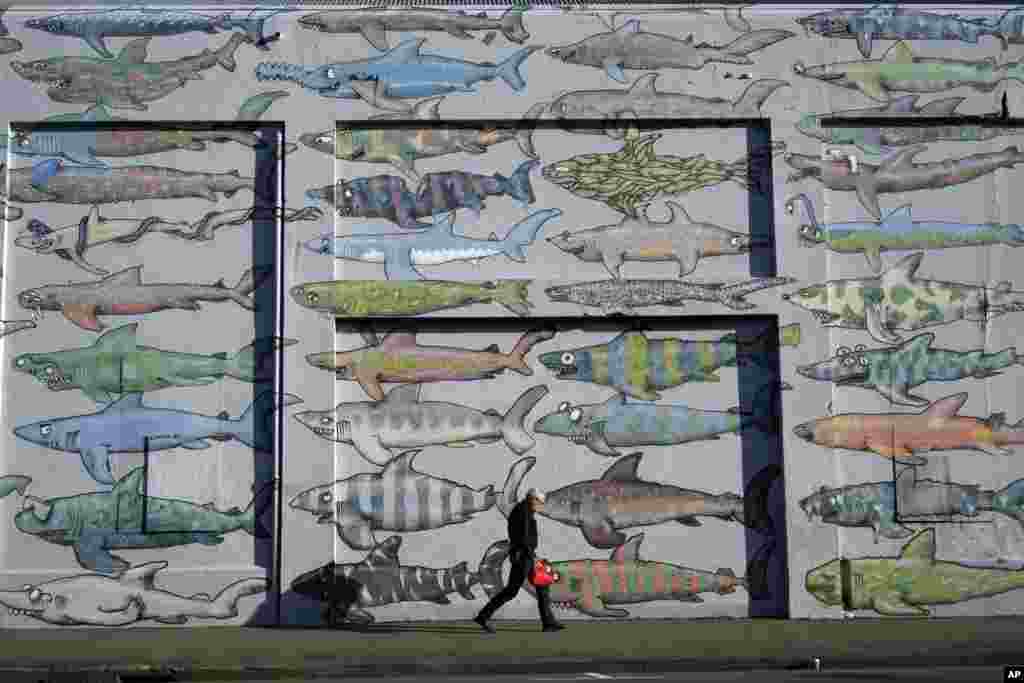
[3,651,1023,680]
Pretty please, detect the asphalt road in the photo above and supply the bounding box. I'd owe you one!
[201,667,1012,683]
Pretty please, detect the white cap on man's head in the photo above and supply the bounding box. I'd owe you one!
[526,488,545,503]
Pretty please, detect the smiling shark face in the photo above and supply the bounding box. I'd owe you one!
[781,283,846,325]
[796,345,871,384]
[533,400,599,446]
[299,129,337,156]
[17,285,62,312]
[13,494,75,543]
[12,353,78,392]
[545,229,602,262]
[13,419,77,452]
[288,483,340,526]
[0,583,73,624]
[795,11,854,39]
[537,345,597,381]
[9,57,73,91]
[805,558,844,607]
[293,409,352,443]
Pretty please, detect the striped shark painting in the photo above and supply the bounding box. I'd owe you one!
[288,449,515,550]
[290,535,505,625]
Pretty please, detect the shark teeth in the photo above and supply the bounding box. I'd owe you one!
[8,608,43,616]
[811,309,838,324]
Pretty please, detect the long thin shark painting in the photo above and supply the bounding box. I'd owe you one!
[13,392,302,485]
[24,8,289,56]
[785,193,1024,273]
[306,209,560,280]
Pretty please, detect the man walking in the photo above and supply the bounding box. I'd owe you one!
[474,488,564,633]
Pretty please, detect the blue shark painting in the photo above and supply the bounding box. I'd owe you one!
[305,208,561,280]
[254,38,540,99]
[13,392,302,485]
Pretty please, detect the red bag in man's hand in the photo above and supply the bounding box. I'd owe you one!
[529,558,559,587]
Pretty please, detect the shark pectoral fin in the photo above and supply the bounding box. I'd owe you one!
[355,371,385,401]
[352,434,392,466]
[74,534,127,574]
[454,140,488,154]
[359,21,389,51]
[977,443,1014,457]
[620,383,660,401]
[576,596,629,618]
[83,386,116,404]
[677,248,699,278]
[603,59,627,83]
[677,517,702,526]
[600,249,625,279]
[81,445,115,485]
[587,430,621,457]
[196,534,225,546]
[855,176,882,220]
[337,516,376,550]
[866,303,902,344]
[62,304,103,332]
[878,518,915,540]
[872,443,926,466]
[581,521,626,549]
[384,249,422,280]
[873,594,929,617]
[864,247,884,274]
[181,439,212,450]
[83,33,111,58]
[855,32,873,58]
[875,383,929,408]
[855,75,889,103]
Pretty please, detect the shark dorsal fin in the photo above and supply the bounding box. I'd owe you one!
[118,561,167,590]
[919,97,966,115]
[899,529,935,562]
[610,533,643,563]
[660,200,692,225]
[385,384,421,403]
[900,333,934,355]
[113,467,146,505]
[366,536,402,566]
[387,38,426,62]
[380,331,417,350]
[383,450,419,477]
[105,393,144,412]
[117,37,151,63]
[922,393,969,419]
[882,41,914,63]
[627,73,659,94]
[878,145,926,173]
[885,95,919,113]
[81,105,114,122]
[95,324,139,354]
[601,452,642,481]
[884,251,923,281]
[103,265,143,287]
[882,204,912,223]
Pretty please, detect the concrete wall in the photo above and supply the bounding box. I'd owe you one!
[2,3,1024,628]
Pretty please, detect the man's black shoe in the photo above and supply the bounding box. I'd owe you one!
[542,623,565,632]
[474,615,496,633]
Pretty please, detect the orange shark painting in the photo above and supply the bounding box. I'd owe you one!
[792,393,1023,465]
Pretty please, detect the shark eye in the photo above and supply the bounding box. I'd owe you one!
[569,408,582,422]
[28,588,41,602]
[44,366,55,375]
[730,237,742,247]
[343,188,353,199]
[15,358,25,366]
[858,355,869,367]
[307,292,319,305]
[326,68,336,79]
[39,424,52,436]
[320,416,332,425]
[854,344,866,352]
[558,401,570,412]
[319,491,332,504]
[560,352,575,365]
[836,346,852,357]
[316,135,332,145]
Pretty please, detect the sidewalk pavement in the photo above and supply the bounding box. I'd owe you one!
[1,618,1022,680]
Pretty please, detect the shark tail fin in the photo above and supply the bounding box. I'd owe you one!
[498,159,538,205]
[717,277,796,311]
[478,540,510,598]
[720,29,794,59]
[235,391,303,452]
[241,479,276,538]
[507,327,556,375]
[226,336,299,382]
[502,205,555,265]
[738,464,782,534]
[499,7,530,43]
[236,91,289,121]
[491,279,533,316]
[495,45,540,91]
[500,385,549,454]
[497,457,536,520]
[740,539,775,600]
[450,560,477,600]
[990,478,1024,525]
[229,266,274,310]
[208,577,270,618]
